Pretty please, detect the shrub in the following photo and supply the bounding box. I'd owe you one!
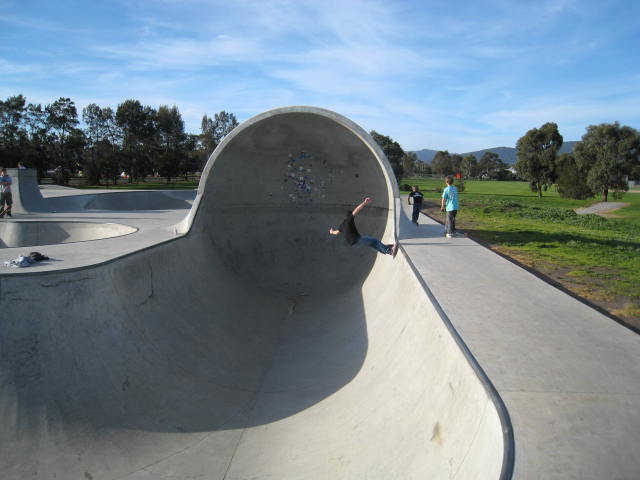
[52,168,70,186]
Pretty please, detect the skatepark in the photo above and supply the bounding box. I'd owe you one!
[0,106,638,479]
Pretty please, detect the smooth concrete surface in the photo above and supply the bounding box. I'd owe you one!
[0,186,195,271]
[6,168,53,213]
[0,107,508,479]
[0,221,138,248]
[401,203,640,479]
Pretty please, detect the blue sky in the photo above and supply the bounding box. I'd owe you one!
[1,0,639,153]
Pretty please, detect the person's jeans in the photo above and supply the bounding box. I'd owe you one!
[412,203,421,223]
[446,210,457,234]
[357,236,392,255]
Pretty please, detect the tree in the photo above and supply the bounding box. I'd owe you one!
[200,111,239,158]
[478,152,507,180]
[370,131,404,182]
[431,150,452,176]
[24,102,52,178]
[555,153,593,199]
[156,105,187,182]
[573,122,640,201]
[515,122,563,197]
[116,99,158,182]
[451,154,463,175]
[414,160,432,175]
[460,154,478,179]
[46,97,82,182]
[0,94,28,166]
[402,151,418,177]
[82,104,121,184]
[181,133,202,180]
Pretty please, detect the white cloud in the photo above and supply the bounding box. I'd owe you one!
[2,0,639,152]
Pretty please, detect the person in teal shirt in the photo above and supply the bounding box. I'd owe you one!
[440,175,459,237]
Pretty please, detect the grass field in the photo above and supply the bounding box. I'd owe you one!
[402,178,640,330]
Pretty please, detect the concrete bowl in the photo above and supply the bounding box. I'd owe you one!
[0,220,138,248]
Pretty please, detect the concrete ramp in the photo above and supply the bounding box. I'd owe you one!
[0,107,510,479]
[6,169,194,214]
[5,168,53,213]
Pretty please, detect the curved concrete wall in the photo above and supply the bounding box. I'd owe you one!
[185,106,398,295]
[0,107,508,479]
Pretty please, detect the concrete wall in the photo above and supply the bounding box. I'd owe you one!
[0,107,508,479]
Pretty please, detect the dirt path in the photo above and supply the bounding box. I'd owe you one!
[575,202,630,216]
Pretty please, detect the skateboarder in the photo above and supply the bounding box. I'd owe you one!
[0,168,13,218]
[329,197,396,256]
[408,185,424,225]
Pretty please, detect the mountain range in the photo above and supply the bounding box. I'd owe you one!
[412,141,578,165]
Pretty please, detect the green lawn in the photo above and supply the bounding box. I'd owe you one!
[403,178,640,328]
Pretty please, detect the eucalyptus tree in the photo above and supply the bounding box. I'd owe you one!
[45,97,86,182]
[370,130,405,182]
[431,150,452,176]
[0,94,28,165]
[451,154,463,175]
[156,105,186,182]
[460,154,478,179]
[200,111,239,158]
[515,122,563,197]
[116,99,158,182]
[478,152,506,179]
[573,122,640,201]
[402,151,418,177]
[555,153,593,199]
[24,102,52,177]
[82,104,121,184]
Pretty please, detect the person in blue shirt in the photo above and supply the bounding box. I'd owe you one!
[408,185,424,226]
[440,175,459,237]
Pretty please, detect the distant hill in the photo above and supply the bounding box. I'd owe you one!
[412,141,577,165]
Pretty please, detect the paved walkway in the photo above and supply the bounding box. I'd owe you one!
[399,201,640,479]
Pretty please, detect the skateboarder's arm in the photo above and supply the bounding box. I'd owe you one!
[352,197,371,217]
[329,228,340,235]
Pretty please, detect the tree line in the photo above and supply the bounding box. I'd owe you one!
[371,132,516,182]
[515,122,640,201]
[0,94,239,185]
[372,122,640,202]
